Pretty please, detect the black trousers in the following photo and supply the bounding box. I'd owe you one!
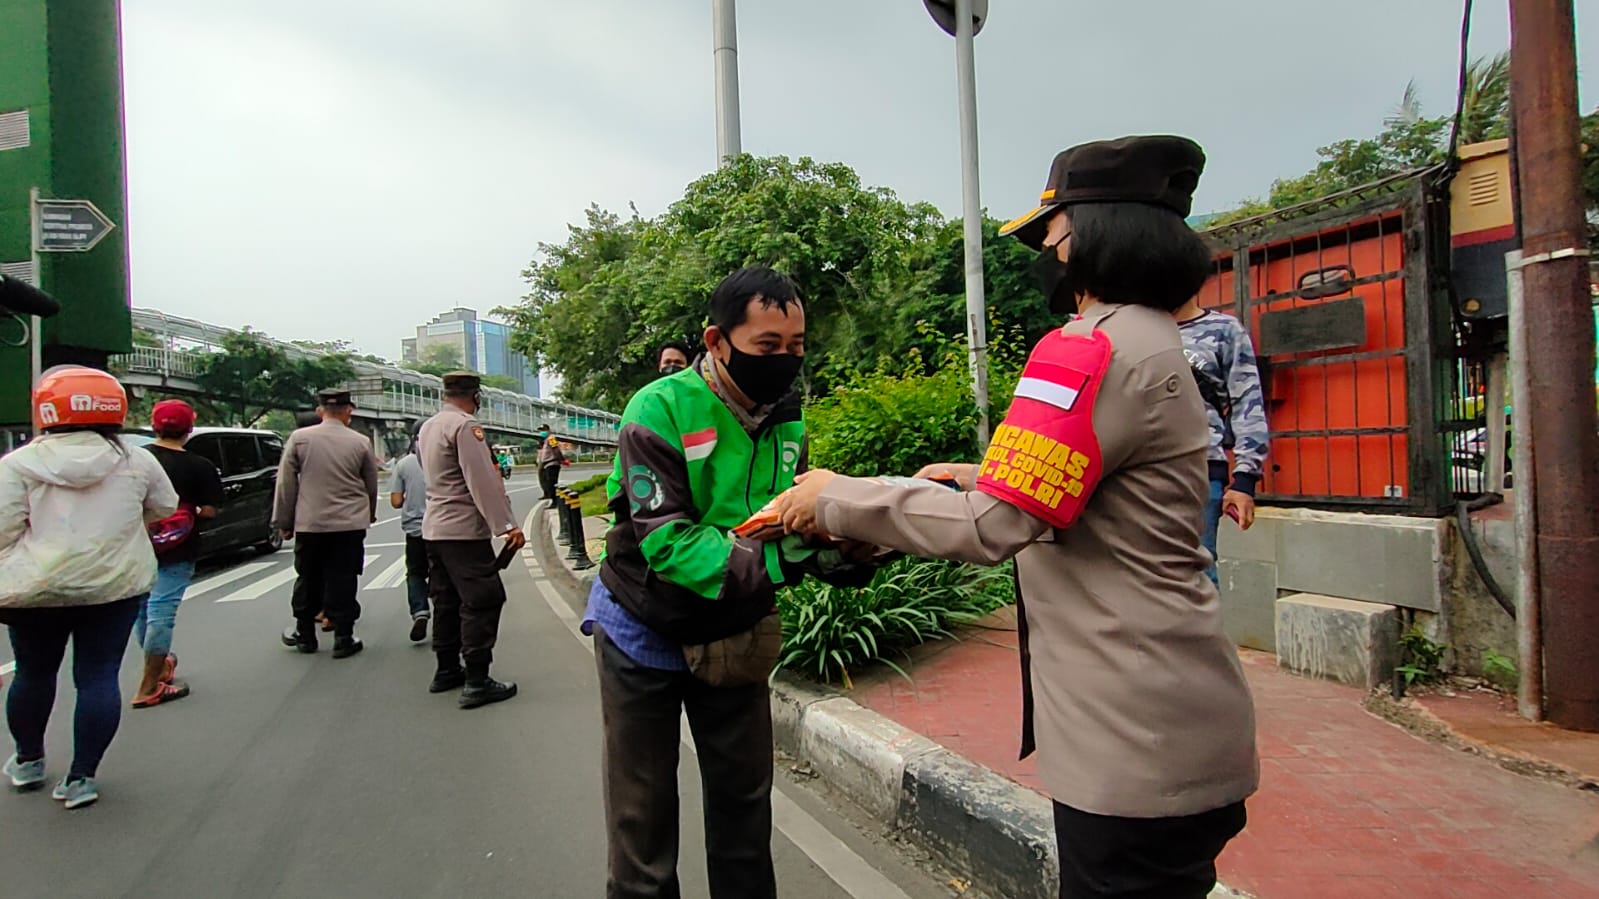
[427,539,507,671]
[1054,799,1247,899]
[594,625,775,899]
[539,464,561,502]
[290,530,366,637]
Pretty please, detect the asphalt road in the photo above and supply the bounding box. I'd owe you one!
[0,470,961,899]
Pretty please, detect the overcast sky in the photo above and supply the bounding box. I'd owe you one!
[120,0,1599,360]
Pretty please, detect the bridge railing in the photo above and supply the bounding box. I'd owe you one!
[113,344,620,444]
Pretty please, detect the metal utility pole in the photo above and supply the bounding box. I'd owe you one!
[28,186,43,393]
[925,0,991,445]
[1508,0,1599,732]
[712,0,742,167]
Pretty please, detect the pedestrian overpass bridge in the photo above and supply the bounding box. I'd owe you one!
[114,308,619,461]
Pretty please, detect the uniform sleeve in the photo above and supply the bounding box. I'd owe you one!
[1224,319,1269,492]
[815,478,1049,567]
[0,464,25,552]
[618,413,782,601]
[457,418,517,534]
[272,432,302,531]
[141,452,180,523]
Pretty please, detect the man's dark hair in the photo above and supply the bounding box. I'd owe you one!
[155,423,191,440]
[1061,203,1212,312]
[658,341,693,363]
[708,267,802,333]
[538,422,550,431]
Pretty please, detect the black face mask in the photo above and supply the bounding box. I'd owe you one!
[722,343,802,406]
[1031,237,1077,315]
[659,363,686,376]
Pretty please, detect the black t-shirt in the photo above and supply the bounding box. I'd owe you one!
[146,444,226,563]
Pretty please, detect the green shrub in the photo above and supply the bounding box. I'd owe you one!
[777,558,1013,688]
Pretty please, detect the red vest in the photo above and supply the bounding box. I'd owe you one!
[976,326,1114,529]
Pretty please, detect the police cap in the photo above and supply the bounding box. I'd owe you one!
[318,389,354,408]
[999,135,1206,249]
[442,371,481,394]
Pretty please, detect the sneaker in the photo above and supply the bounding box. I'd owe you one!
[459,677,518,709]
[4,755,46,791]
[409,617,429,644]
[428,668,466,693]
[51,777,99,810]
[331,636,364,659]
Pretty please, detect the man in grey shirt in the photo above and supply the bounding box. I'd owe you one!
[388,419,431,644]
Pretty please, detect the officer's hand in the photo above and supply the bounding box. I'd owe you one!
[503,527,527,551]
[778,470,837,535]
[914,462,977,491]
[280,529,294,541]
[1222,490,1256,531]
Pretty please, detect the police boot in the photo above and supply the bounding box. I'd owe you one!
[332,635,364,659]
[459,664,517,709]
[281,623,317,654]
[429,653,467,693]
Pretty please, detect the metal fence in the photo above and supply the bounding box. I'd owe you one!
[1199,177,1461,515]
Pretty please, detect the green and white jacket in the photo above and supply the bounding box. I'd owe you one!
[599,365,808,645]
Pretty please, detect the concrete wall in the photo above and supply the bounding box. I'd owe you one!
[1215,504,1520,681]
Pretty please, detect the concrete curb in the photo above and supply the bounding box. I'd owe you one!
[530,510,1245,899]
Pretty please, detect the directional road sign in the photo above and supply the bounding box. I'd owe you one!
[34,198,116,253]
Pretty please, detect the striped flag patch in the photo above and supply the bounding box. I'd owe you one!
[682,427,718,462]
[1013,363,1091,411]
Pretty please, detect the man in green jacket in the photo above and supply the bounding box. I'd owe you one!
[582,267,845,899]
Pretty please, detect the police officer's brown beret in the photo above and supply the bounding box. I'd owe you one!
[1000,135,1206,249]
[442,371,481,392]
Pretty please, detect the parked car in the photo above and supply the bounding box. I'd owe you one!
[123,426,285,559]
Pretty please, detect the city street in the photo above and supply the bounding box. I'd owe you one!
[0,470,957,899]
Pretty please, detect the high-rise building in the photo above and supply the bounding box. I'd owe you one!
[402,307,540,397]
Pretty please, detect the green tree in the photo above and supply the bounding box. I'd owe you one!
[194,329,356,426]
[1582,106,1599,251]
[291,338,389,365]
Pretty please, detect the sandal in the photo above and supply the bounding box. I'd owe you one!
[160,654,178,685]
[132,682,191,709]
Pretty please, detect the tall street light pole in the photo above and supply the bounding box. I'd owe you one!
[926,1,991,445]
[713,0,742,167]
[1508,0,1599,732]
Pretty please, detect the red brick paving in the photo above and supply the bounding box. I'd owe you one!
[849,609,1599,898]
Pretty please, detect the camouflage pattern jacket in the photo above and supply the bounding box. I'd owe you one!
[1178,311,1269,495]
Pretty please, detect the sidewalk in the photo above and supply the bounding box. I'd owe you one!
[849,609,1599,899]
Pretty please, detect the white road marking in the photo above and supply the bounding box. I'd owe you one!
[215,566,299,603]
[186,561,276,599]
[364,556,407,591]
[0,661,13,676]
[524,545,912,899]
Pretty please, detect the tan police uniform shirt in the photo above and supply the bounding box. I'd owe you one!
[271,418,379,534]
[419,404,517,541]
[814,302,1259,820]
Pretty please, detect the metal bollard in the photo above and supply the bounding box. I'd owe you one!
[564,495,584,561]
[555,489,573,546]
[568,495,595,571]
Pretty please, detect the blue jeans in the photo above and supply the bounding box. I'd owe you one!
[4,596,142,779]
[135,560,196,657]
[1200,479,1225,586]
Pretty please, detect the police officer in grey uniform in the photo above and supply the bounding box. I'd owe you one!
[274,390,379,658]
[779,137,1259,899]
[418,372,524,708]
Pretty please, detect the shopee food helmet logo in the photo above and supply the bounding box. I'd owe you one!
[37,402,60,425]
[69,393,122,413]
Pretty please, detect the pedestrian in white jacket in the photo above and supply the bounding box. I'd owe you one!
[0,366,177,810]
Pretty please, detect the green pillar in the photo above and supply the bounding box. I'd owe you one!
[0,0,132,434]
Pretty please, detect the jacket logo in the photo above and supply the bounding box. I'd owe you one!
[37,402,59,425]
[780,440,802,472]
[626,465,664,514]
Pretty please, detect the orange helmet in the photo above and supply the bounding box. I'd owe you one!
[33,365,128,431]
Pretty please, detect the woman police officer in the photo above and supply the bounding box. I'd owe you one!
[777,136,1259,898]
